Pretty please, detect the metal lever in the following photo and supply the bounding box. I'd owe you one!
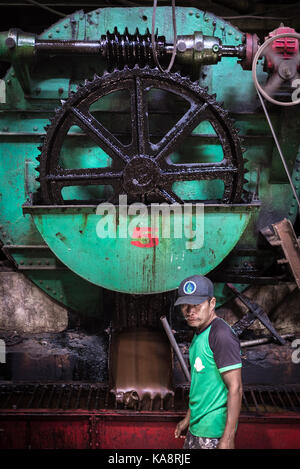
[160,315,191,382]
[227,283,286,345]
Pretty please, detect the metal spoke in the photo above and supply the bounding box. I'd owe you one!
[162,164,238,182]
[155,187,184,204]
[46,167,123,185]
[155,102,209,164]
[70,106,130,166]
[131,75,150,156]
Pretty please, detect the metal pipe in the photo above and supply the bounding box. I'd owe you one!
[160,315,191,383]
[240,333,294,347]
[35,40,101,55]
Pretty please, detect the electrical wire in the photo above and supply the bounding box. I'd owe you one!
[24,0,66,17]
[151,0,177,73]
[223,15,289,20]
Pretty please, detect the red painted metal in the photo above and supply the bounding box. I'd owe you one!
[0,410,299,449]
[266,26,298,70]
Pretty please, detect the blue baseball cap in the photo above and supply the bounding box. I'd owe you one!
[174,275,214,306]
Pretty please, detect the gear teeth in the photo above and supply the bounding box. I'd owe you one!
[37,145,43,152]
[36,156,41,162]
[44,125,50,131]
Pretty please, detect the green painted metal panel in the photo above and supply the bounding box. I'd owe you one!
[30,205,256,293]
[0,6,298,309]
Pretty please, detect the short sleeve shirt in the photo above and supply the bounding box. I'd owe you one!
[188,317,242,438]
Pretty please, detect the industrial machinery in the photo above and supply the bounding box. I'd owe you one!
[0,2,299,449]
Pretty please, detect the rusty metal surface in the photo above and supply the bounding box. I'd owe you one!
[0,382,299,414]
[0,382,299,449]
[261,218,300,287]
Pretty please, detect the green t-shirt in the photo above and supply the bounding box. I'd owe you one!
[189,317,242,438]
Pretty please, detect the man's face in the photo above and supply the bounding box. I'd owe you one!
[181,298,216,330]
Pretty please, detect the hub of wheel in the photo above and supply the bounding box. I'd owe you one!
[123,156,160,194]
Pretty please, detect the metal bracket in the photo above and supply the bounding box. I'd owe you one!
[261,218,300,288]
[228,283,286,345]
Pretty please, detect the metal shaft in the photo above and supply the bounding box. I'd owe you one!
[240,333,294,347]
[160,315,191,383]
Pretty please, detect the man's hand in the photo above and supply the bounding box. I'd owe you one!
[174,419,188,439]
[217,436,235,449]
[174,409,190,439]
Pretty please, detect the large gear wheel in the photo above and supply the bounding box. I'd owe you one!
[37,66,245,205]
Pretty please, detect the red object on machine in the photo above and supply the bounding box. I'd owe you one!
[265,25,298,69]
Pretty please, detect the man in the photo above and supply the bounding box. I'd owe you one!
[174,274,243,450]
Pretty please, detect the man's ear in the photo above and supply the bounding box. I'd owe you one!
[210,297,216,310]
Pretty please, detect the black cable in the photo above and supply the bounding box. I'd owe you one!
[24,0,66,17]
[151,0,177,73]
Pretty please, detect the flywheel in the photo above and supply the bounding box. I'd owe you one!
[37,66,245,205]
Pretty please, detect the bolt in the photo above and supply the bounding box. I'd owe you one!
[177,41,186,52]
[188,10,193,16]
[196,13,200,18]
[64,23,68,29]
[56,28,60,33]
[58,88,64,95]
[204,16,209,22]
[228,30,233,35]
[33,127,38,131]
[48,33,52,38]
[212,44,219,53]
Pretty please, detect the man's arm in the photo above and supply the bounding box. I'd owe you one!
[174,408,190,439]
[218,368,242,449]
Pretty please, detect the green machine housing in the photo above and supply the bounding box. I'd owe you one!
[0,6,299,316]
